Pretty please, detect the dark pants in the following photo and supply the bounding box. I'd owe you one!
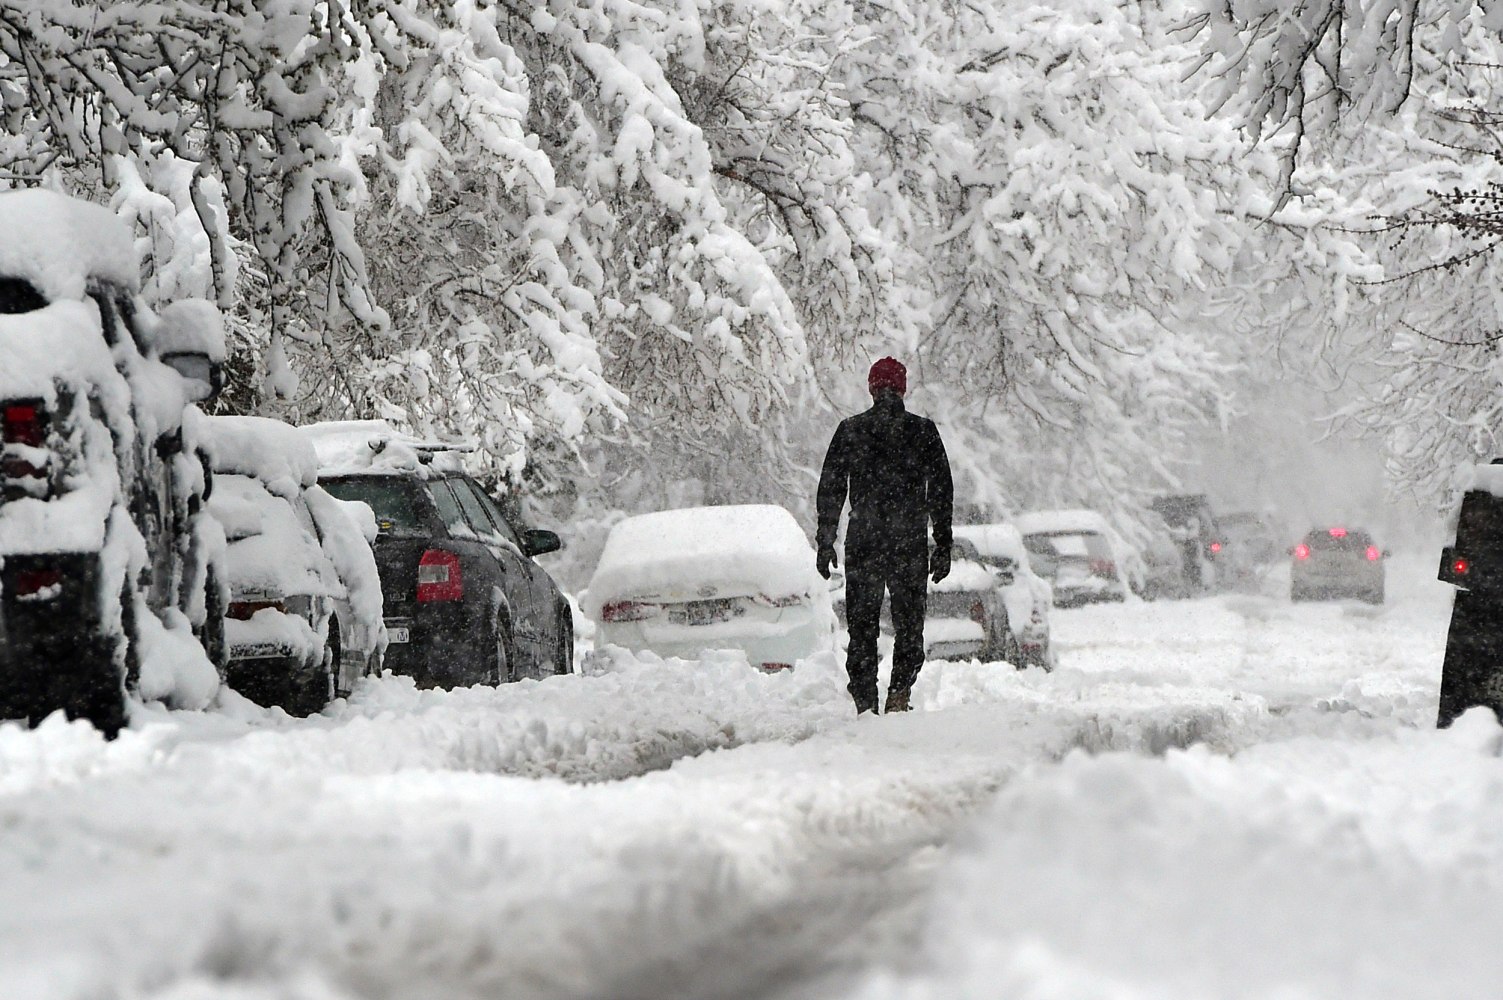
[845,547,927,712]
[1438,590,1503,727]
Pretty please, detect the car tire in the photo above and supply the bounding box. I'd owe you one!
[485,608,514,685]
[556,605,575,675]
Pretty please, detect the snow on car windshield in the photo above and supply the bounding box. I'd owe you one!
[587,504,817,613]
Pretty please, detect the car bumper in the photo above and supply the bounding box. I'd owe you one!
[379,600,495,687]
[598,615,825,669]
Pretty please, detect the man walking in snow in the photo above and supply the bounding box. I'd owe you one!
[815,358,953,714]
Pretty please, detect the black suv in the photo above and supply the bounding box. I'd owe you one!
[320,465,572,686]
[0,191,226,735]
[1437,464,1503,726]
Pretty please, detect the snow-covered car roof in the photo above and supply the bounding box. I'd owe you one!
[300,419,468,477]
[206,415,320,497]
[586,504,817,615]
[1460,462,1503,498]
[953,523,1026,561]
[1014,509,1113,537]
[0,190,136,302]
[932,559,996,594]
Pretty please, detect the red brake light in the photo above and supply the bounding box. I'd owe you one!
[1209,541,1222,554]
[1455,557,1471,576]
[1294,544,1311,560]
[601,600,656,622]
[759,662,793,673]
[417,549,463,602]
[1366,546,1381,562]
[1089,559,1116,577]
[12,567,62,599]
[969,600,987,624]
[2,403,44,447]
[1329,527,1347,539]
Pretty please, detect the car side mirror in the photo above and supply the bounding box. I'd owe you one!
[156,299,228,403]
[163,351,224,403]
[522,528,561,557]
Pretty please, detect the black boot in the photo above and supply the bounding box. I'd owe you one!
[884,688,911,713]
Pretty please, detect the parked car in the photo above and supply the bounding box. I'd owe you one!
[0,190,227,735]
[922,538,1018,663]
[306,421,572,687]
[1150,494,1225,594]
[952,523,1055,669]
[1437,461,1503,726]
[586,504,831,671]
[1014,510,1128,606]
[206,416,386,714]
[1290,526,1386,603]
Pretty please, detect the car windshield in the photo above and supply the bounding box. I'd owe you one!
[320,476,429,537]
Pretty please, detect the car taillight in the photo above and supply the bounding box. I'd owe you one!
[756,593,805,608]
[1366,546,1381,562]
[759,662,793,673]
[1455,557,1471,576]
[1209,541,1222,555]
[1294,544,1310,560]
[2,402,45,447]
[1089,559,1115,577]
[1329,527,1347,539]
[227,599,285,620]
[12,567,62,601]
[970,600,987,623]
[417,549,463,602]
[601,600,657,622]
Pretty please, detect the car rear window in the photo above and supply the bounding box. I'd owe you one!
[1030,532,1110,560]
[321,476,430,537]
[1305,529,1373,552]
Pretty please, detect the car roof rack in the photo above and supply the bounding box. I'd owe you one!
[367,435,478,464]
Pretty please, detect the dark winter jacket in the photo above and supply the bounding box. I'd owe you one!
[816,395,953,563]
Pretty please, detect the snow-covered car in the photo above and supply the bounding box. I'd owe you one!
[1290,526,1386,604]
[585,504,832,671]
[0,191,228,735]
[1134,511,1194,601]
[924,538,1017,662]
[953,523,1055,669]
[308,421,572,687]
[1014,509,1128,607]
[206,417,386,714]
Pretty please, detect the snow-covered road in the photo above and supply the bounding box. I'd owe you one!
[2,559,1487,1000]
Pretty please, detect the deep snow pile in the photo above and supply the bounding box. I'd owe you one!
[0,567,1458,1000]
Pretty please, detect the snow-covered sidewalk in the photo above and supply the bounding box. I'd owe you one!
[0,565,1460,1000]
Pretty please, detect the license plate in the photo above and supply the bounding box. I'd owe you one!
[388,626,410,644]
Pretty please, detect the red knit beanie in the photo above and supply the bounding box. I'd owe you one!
[868,357,907,395]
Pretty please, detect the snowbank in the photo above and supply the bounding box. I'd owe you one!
[586,504,819,616]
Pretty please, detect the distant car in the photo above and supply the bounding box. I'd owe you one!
[1219,511,1281,591]
[0,191,228,735]
[920,538,1017,662]
[1437,462,1503,726]
[307,421,573,687]
[1134,511,1193,601]
[1290,526,1386,603]
[1151,494,1225,593]
[952,524,1055,669]
[1014,510,1128,607]
[586,504,831,671]
[206,417,386,714]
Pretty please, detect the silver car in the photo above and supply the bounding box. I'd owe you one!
[1291,527,1386,604]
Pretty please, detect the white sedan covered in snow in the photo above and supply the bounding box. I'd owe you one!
[584,504,833,671]
[953,523,1056,669]
[206,416,386,714]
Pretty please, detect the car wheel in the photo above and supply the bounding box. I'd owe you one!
[556,606,575,675]
[486,609,514,685]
